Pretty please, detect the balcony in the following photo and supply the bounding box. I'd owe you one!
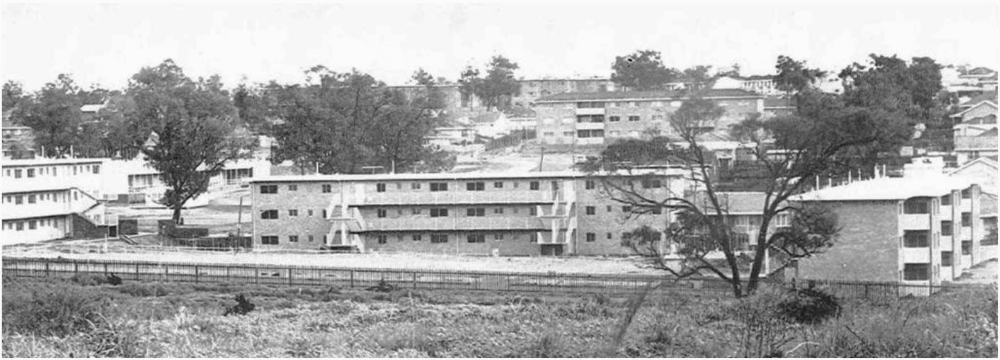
[575,108,605,116]
[901,247,931,263]
[899,214,930,230]
[361,191,555,206]
[362,216,550,232]
[576,122,605,130]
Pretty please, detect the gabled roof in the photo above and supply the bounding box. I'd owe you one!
[978,128,998,137]
[952,99,998,118]
[958,92,997,107]
[796,175,975,202]
[959,114,997,125]
[535,88,761,103]
[949,156,998,175]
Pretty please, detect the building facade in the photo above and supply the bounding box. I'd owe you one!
[513,78,616,107]
[1,158,108,244]
[250,171,686,256]
[533,89,764,146]
[950,95,998,164]
[795,173,985,293]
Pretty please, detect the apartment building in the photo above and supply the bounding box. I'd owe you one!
[794,172,984,293]
[513,77,616,107]
[1,158,108,244]
[533,89,764,146]
[250,170,687,256]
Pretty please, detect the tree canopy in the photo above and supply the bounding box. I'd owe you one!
[458,55,521,110]
[610,50,681,91]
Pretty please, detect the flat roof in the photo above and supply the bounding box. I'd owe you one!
[1,157,106,168]
[795,175,976,202]
[534,89,762,103]
[251,170,684,183]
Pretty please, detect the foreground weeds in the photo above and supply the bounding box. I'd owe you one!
[2,277,997,357]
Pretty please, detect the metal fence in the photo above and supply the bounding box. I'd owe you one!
[1,256,987,300]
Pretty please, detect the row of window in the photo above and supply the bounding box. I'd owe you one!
[259,202,673,221]
[542,129,670,138]
[3,218,64,231]
[260,181,559,194]
[4,164,100,179]
[570,114,665,124]
[3,191,77,205]
[259,233,541,245]
[575,101,684,109]
[903,192,974,214]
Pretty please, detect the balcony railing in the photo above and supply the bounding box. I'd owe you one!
[362,216,551,232]
[361,190,555,205]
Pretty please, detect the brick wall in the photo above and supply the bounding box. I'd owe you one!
[796,201,901,282]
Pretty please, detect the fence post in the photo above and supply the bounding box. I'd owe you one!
[195,265,200,283]
[104,263,108,276]
[135,263,140,281]
[45,262,50,278]
[350,270,355,288]
[74,261,79,275]
[412,272,417,289]
[288,267,293,286]
[255,268,259,285]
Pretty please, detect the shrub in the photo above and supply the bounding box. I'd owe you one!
[515,331,567,358]
[2,282,111,337]
[85,318,147,357]
[371,324,442,355]
[777,287,841,324]
[222,294,255,316]
[70,273,108,286]
[117,283,169,297]
[366,279,397,293]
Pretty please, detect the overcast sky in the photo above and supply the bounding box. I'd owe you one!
[2,1,998,92]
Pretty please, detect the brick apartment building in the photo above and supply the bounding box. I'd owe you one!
[794,171,986,291]
[1,158,109,244]
[250,170,688,256]
[532,89,764,146]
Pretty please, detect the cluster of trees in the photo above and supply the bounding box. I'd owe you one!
[458,55,521,111]
[588,54,948,297]
[609,49,741,91]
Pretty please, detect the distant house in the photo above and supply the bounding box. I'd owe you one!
[951,94,998,165]
[1,114,35,159]
[469,112,509,139]
[712,75,779,95]
[949,157,998,196]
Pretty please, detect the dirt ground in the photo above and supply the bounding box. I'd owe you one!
[953,258,999,284]
[106,188,252,235]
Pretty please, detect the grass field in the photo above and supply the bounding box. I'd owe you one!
[3,275,996,358]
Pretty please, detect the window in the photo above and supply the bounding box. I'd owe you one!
[563,131,574,137]
[622,206,632,213]
[961,212,971,227]
[411,183,422,190]
[651,115,664,121]
[413,234,422,242]
[26,168,34,178]
[288,184,298,191]
[585,206,596,215]
[430,182,448,191]
[308,235,314,242]
[377,209,388,218]
[28,220,36,230]
[288,209,299,217]
[903,230,929,247]
[289,235,299,243]
[609,116,621,122]
[27,195,35,204]
[529,207,538,216]
[322,209,328,219]
[467,234,486,243]
[493,181,503,188]
[377,235,388,244]
[261,236,279,245]
[412,208,422,215]
[940,194,951,206]
[466,208,486,217]
[651,207,662,215]
[431,234,448,243]
[15,222,23,231]
[322,184,332,193]
[466,182,485,191]
[941,221,953,236]
[376,183,387,192]
[529,233,539,243]
[628,115,640,122]
[529,181,540,190]
[577,130,605,138]
[961,188,971,199]
[15,195,23,205]
[903,198,930,214]
[307,210,314,217]
[606,205,613,212]
[396,183,402,190]
[261,210,279,219]
[585,180,596,190]
[586,233,596,242]
[903,263,929,281]
[14,169,22,178]
[494,208,504,214]
[641,179,662,188]
[260,185,278,194]
[430,208,449,217]
[941,251,953,266]
[961,240,972,255]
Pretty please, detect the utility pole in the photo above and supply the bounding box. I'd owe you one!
[538,146,545,172]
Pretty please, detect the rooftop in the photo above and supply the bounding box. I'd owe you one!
[956,114,997,126]
[1,157,106,167]
[958,92,998,107]
[795,175,976,202]
[534,88,761,103]
[251,169,684,183]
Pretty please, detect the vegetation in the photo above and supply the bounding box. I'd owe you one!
[458,55,521,111]
[3,276,996,357]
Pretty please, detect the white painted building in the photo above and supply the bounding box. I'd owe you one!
[1,158,108,244]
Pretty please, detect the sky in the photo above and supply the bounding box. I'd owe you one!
[2,1,998,92]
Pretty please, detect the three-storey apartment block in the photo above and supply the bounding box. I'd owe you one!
[795,174,984,294]
[1,158,108,244]
[533,89,764,146]
[251,171,687,256]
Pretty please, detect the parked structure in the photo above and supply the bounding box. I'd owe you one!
[1,158,109,244]
[794,166,986,291]
[250,170,687,256]
[533,89,764,145]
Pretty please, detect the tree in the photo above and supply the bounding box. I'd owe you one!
[268,67,450,175]
[774,55,827,94]
[412,68,436,86]
[458,56,521,110]
[232,82,271,132]
[2,80,25,113]
[581,91,897,297]
[839,54,944,125]
[126,59,255,221]
[610,50,681,91]
[20,74,84,157]
[682,65,715,90]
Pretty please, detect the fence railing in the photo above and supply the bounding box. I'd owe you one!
[2,256,988,299]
